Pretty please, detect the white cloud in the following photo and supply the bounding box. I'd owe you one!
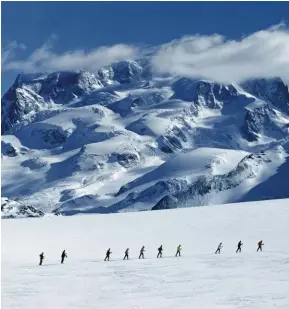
[151,24,289,84]
[2,25,289,84]
[2,36,139,73]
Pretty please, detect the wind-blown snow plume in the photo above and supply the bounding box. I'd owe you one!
[152,24,289,84]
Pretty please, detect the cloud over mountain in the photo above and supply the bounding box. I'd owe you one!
[2,35,139,73]
[2,24,289,84]
[152,24,289,84]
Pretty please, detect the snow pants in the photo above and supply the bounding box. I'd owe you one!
[236,247,241,253]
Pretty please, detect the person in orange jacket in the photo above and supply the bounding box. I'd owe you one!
[257,240,264,252]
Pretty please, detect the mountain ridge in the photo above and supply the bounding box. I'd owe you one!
[2,60,289,217]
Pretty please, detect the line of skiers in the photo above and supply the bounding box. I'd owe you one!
[39,241,264,265]
[39,250,67,265]
[215,240,264,254]
[103,245,176,261]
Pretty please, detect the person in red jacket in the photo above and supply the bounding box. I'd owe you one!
[257,240,264,252]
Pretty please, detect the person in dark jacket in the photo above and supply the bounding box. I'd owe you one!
[39,252,44,265]
[139,246,145,259]
[236,241,243,253]
[61,250,67,264]
[257,240,264,252]
[104,248,111,261]
[123,248,129,260]
[175,245,182,257]
[215,242,223,254]
[157,245,163,258]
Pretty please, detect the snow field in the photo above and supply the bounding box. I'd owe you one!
[2,199,289,309]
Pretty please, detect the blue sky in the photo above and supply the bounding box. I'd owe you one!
[2,1,289,93]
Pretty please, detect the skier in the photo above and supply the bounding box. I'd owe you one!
[104,248,111,261]
[61,250,67,264]
[139,246,145,259]
[157,245,163,258]
[215,242,223,254]
[123,248,129,260]
[39,252,44,265]
[175,245,182,257]
[257,240,264,252]
[236,240,243,253]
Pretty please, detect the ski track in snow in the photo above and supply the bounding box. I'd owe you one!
[2,199,289,309]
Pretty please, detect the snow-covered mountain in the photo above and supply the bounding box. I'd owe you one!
[2,59,289,217]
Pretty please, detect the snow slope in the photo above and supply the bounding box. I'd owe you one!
[2,199,289,309]
[239,156,289,202]
[2,62,289,216]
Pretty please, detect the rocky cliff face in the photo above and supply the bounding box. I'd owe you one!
[1,197,45,219]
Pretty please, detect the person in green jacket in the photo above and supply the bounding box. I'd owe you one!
[175,245,182,257]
